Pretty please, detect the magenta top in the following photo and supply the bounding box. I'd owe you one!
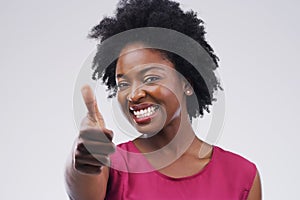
[105,141,257,200]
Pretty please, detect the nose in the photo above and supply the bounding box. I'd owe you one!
[127,84,146,103]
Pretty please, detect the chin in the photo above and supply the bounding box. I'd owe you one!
[130,110,167,137]
[134,125,163,138]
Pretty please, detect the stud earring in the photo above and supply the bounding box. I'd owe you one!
[186,90,192,96]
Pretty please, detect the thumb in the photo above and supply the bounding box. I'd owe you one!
[81,85,106,127]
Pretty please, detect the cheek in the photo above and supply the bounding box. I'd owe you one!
[117,92,122,103]
[154,86,182,121]
[117,92,128,112]
[148,85,181,105]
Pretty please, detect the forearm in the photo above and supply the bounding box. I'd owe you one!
[65,155,109,200]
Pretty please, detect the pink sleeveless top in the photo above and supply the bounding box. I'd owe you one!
[105,141,256,200]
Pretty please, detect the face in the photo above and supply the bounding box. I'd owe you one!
[115,43,189,135]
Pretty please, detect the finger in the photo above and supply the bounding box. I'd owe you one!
[74,163,102,174]
[94,99,106,128]
[81,85,106,127]
[80,127,113,142]
[77,140,115,155]
[81,85,98,122]
[75,152,110,167]
[77,138,115,154]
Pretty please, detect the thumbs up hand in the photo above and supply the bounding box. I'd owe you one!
[73,85,115,174]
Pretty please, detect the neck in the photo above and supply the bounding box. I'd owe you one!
[134,112,196,154]
[133,113,211,170]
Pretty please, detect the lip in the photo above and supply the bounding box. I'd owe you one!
[129,103,159,125]
[133,115,152,124]
[129,103,156,111]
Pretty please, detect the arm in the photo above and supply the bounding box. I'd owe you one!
[65,85,115,200]
[65,155,109,200]
[247,171,262,200]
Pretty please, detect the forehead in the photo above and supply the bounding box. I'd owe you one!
[116,43,174,75]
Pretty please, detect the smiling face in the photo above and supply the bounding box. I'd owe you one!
[115,43,190,136]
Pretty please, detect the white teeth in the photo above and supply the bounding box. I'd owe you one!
[132,106,158,118]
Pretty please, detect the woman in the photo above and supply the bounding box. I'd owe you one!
[65,0,262,199]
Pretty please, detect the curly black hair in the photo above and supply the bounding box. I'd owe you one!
[88,0,222,119]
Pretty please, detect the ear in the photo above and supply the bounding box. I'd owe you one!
[182,78,194,96]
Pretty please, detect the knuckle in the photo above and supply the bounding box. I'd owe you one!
[74,150,84,161]
[80,116,91,127]
[80,116,97,129]
[99,156,110,166]
[86,127,102,134]
[103,128,113,136]
[108,144,116,154]
[74,162,81,171]
[76,141,88,153]
[79,128,90,136]
[74,160,81,168]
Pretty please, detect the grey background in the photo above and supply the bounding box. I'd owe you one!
[0,0,299,199]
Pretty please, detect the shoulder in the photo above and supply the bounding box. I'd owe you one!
[212,146,257,189]
[214,146,256,169]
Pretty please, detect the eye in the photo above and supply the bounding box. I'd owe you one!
[144,76,160,84]
[117,82,129,90]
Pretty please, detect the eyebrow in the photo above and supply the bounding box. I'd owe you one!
[116,66,166,79]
